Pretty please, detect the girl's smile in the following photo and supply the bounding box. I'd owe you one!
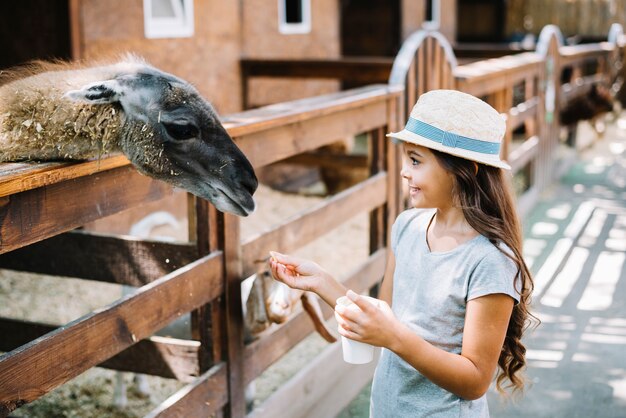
[408,186,421,197]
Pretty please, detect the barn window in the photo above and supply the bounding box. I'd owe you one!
[424,0,441,30]
[144,0,194,39]
[278,0,311,34]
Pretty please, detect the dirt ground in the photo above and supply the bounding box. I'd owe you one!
[0,182,370,418]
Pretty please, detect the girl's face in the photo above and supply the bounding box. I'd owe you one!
[400,142,455,209]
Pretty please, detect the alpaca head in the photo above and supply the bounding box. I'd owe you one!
[64,64,257,216]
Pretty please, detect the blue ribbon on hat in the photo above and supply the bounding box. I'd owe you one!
[404,117,500,155]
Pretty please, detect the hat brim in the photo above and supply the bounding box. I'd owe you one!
[387,129,511,170]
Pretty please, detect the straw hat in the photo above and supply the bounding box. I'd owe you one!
[387,90,510,170]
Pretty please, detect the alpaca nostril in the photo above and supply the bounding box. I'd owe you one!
[243,172,258,195]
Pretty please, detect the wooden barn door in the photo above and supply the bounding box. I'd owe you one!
[0,0,73,70]
[340,0,401,57]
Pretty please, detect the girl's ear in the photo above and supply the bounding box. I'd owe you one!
[64,80,122,104]
[473,162,479,176]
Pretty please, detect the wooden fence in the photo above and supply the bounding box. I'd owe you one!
[1,23,624,418]
[0,82,401,417]
[243,25,624,217]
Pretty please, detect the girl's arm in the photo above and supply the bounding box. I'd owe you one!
[337,292,513,400]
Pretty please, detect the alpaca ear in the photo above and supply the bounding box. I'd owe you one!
[64,80,122,104]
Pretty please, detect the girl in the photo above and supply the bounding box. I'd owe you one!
[269,89,534,417]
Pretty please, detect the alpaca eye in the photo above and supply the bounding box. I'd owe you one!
[163,122,199,140]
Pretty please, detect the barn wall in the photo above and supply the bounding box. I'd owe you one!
[505,0,626,40]
[76,0,242,114]
[241,0,341,107]
[401,0,426,41]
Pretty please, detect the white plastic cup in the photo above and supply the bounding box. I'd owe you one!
[335,295,379,364]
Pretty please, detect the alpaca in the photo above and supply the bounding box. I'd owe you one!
[0,56,257,216]
[559,84,614,126]
[559,84,614,145]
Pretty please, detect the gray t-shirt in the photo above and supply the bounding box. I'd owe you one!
[370,208,520,418]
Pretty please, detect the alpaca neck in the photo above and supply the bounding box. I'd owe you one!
[0,95,126,161]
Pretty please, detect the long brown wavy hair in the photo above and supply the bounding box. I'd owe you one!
[432,150,537,395]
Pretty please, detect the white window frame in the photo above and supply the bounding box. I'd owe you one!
[144,0,194,39]
[423,0,441,31]
[278,0,311,35]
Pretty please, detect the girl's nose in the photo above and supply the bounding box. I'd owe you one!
[400,163,410,180]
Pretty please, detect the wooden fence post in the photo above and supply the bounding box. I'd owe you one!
[223,213,246,418]
[536,25,564,191]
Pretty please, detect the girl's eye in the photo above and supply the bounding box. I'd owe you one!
[410,157,420,166]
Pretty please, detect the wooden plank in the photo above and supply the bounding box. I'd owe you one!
[454,53,543,84]
[369,128,386,253]
[243,249,386,385]
[425,37,434,91]
[508,97,539,132]
[0,317,201,381]
[223,213,246,418]
[454,54,543,97]
[559,43,614,66]
[524,78,537,137]
[0,165,172,254]
[145,363,229,418]
[0,231,197,285]
[233,102,388,169]
[282,152,368,169]
[190,197,223,372]
[240,58,393,84]
[247,340,377,418]
[0,155,129,197]
[99,336,200,382]
[508,136,540,174]
[416,44,424,97]
[0,252,223,414]
[222,84,401,139]
[240,173,387,278]
[433,42,442,90]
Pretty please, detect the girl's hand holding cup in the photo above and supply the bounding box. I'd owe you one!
[335,290,402,352]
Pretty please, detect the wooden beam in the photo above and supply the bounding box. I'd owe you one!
[222,84,401,139]
[0,253,223,414]
[0,231,197,285]
[240,58,393,84]
[508,136,540,174]
[243,249,386,385]
[145,363,229,418]
[0,165,172,254]
[232,103,388,169]
[241,173,387,278]
[0,155,129,198]
[508,97,539,132]
[223,213,246,418]
[282,152,368,170]
[100,336,200,382]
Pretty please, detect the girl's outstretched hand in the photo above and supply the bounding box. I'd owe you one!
[269,251,330,293]
[335,290,402,349]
